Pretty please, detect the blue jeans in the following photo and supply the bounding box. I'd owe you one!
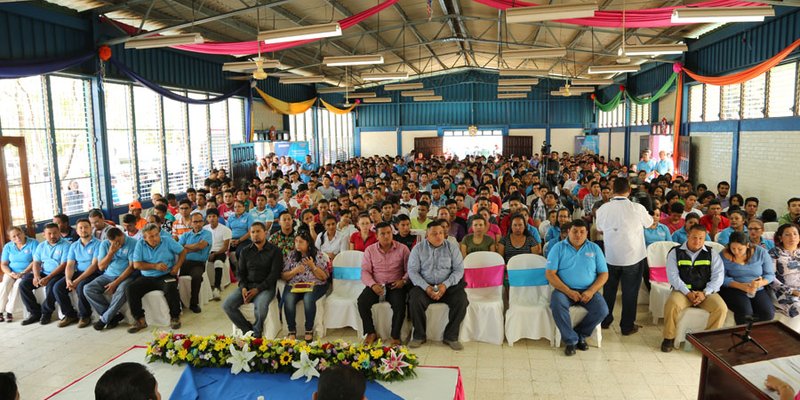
[602,260,645,332]
[551,290,609,346]
[54,270,100,319]
[282,283,329,333]
[223,288,276,337]
[19,272,64,318]
[84,274,134,324]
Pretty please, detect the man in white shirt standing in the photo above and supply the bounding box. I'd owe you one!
[595,178,652,335]
[203,208,231,300]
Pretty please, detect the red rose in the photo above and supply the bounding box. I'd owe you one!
[183,340,191,349]
[253,338,263,346]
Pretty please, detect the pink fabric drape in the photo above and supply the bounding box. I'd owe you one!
[649,266,668,283]
[474,0,764,28]
[104,0,398,56]
[464,264,505,288]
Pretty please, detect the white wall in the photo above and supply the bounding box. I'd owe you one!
[598,131,609,159]
[550,128,582,154]
[252,101,284,131]
[737,131,800,214]
[629,130,649,167]
[690,132,732,190]
[610,131,625,162]
[400,130,438,155]
[360,131,397,157]
[509,129,546,155]
[659,90,677,122]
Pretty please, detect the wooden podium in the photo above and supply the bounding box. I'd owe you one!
[687,321,800,400]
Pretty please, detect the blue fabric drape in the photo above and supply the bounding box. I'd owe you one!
[108,58,249,105]
[0,51,95,79]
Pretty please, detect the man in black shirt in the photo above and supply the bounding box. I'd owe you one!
[222,222,283,337]
[393,214,416,250]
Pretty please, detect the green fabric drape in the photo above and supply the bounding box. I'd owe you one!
[627,72,678,105]
[594,90,624,112]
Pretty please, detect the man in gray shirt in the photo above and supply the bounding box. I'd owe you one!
[407,219,469,350]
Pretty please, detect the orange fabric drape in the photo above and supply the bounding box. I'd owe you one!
[672,73,683,176]
[683,38,800,86]
[320,98,359,114]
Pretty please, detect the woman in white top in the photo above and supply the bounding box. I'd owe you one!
[256,158,270,181]
[316,215,348,260]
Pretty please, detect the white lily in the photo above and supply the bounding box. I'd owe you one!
[290,350,320,382]
[227,344,256,375]
[231,327,255,338]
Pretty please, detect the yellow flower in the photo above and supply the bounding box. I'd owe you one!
[280,338,295,347]
[353,352,370,370]
[279,352,293,365]
[370,348,383,358]
[178,349,188,360]
[224,337,234,345]
[158,337,169,347]
[259,343,268,352]
[214,341,226,351]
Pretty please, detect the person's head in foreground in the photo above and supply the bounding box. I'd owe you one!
[95,363,160,400]
[0,372,19,400]
[313,365,367,400]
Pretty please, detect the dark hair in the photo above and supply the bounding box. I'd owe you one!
[717,181,730,189]
[775,223,800,249]
[569,219,588,229]
[88,209,105,219]
[179,199,192,207]
[725,231,754,263]
[291,228,317,262]
[250,221,267,231]
[427,219,444,230]
[75,218,91,226]
[154,204,168,213]
[206,208,220,217]
[0,372,17,400]
[122,213,137,224]
[166,193,177,201]
[507,213,530,237]
[789,197,800,206]
[670,202,684,214]
[44,222,59,231]
[688,223,707,234]
[744,197,759,206]
[94,362,158,400]
[54,213,69,224]
[761,209,778,222]
[106,227,124,240]
[395,214,410,222]
[375,221,393,232]
[613,177,630,194]
[729,209,747,220]
[316,365,366,400]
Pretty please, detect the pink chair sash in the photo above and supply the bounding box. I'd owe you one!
[464,265,505,288]
[650,266,668,283]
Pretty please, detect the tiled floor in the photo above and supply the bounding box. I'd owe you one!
[0,287,702,400]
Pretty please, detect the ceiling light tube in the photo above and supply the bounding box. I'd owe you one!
[317,86,354,94]
[497,86,532,92]
[324,55,384,66]
[125,33,204,49]
[503,47,568,59]
[280,76,327,84]
[570,78,614,85]
[401,90,435,97]
[361,72,409,81]
[558,86,594,93]
[498,93,528,99]
[506,3,598,23]
[499,69,549,77]
[384,82,423,91]
[258,23,342,44]
[222,59,281,72]
[414,95,443,101]
[551,90,580,96]
[498,78,539,86]
[346,92,377,98]
[588,64,641,74]
[363,97,392,103]
[624,44,688,56]
[671,6,774,23]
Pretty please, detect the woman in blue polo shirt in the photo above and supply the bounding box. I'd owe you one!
[0,227,38,322]
[227,200,254,261]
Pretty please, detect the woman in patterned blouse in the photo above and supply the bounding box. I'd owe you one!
[281,229,330,341]
[769,223,800,318]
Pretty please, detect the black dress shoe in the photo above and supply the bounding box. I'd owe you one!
[93,320,106,331]
[21,315,40,326]
[661,339,675,352]
[106,313,125,329]
[621,325,641,336]
[601,322,611,329]
[564,344,577,356]
[576,338,589,351]
[40,316,52,325]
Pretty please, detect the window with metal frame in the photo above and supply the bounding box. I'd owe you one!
[210,100,230,172]
[188,93,211,188]
[689,84,704,122]
[133,86,164,200]
[163,95,190,194]
[229,98,245,145]
[742,73,766,119]
[767,62,797,118]
[103,82,137,207]
[705,85,721,122]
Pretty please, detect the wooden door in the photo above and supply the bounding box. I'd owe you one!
[414,137,443,159]
[502,136,532,158]
[0,137,35,243]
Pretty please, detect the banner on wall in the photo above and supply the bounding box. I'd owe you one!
[273,141,310,159]
[575,136,600,155]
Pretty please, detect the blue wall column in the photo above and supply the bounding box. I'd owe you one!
[730,120,741,195]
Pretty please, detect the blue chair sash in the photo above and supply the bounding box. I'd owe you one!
[332,267,361,280]
[508,269,548,287]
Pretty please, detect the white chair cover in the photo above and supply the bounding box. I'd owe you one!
[504,254,554,346]
[323,251,365,336]
[647,241,681,323]
[764,222,780,232]
[130,291,172,327]
[538,220,551,240]
[178,272,213,308]
[674,307,710,348]
[763,232,775,241]
[459,251,506,345]
[237,295,282,339]
[553,306,603,348]
[12,280,45,319]
[706,241,725,254]
[206,258,232,289]
[263,280,328,338]
[371,301,413,341]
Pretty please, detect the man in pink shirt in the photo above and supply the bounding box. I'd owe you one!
[357,221,410,346]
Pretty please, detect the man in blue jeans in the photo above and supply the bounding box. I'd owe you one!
[223,222,283,337]
[19,223,70,325]
[54,218,102,328]
[546,219,609,356]
[84,227,137,331]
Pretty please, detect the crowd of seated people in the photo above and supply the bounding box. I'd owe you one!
[1,150,799,358]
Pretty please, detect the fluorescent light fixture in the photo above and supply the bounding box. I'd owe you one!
[363,97,392,103]
[497,86,532,92]
[346,92,377,98]
[624,44,688,56]
[125,33,204,49]
[258,23,341,44]
[280,76,327,84]
[671,6,774,23]
[503,48,568,59]
[499,69,549,77]
[551,90,580,96]
[498,93,528,99]
[558,86,594,94]
[588,64,641,74]
[570,78,614,85]
[506,3,597,23]
[222,59,280,72]
[317,86,354,94]
[498,78,539,86]
[324,55,384,66]
[401,90,435,97]
[384,82,423,91]
[414,96,443,101]
[361,72,409,81]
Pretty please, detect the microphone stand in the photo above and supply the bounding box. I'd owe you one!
[728,317,768,355]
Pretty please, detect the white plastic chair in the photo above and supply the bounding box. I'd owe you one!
[706,241,725,254]
[763,232,775,241]
[647,241,681,323]
[323,251,365,336]
[538,220,551,240]
[764,222,780,232]
[178,271,214,308]
[459,251,506,345]
[504,254,554,346]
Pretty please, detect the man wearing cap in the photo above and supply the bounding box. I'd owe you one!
[129,201,147,230]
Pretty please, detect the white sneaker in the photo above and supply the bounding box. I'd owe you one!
[212,288,221,300]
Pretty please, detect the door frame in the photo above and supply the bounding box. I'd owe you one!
[0,137,35,243]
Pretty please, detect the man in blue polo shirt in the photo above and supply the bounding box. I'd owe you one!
[84,227,137,331]
[546,219,609,356]
[636,150,657,181]
[127,223,187,333]
[54,219,102,328]
[18,223,70,325]
[178,212,212,313]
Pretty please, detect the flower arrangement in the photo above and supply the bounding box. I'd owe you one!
[145,332,418,382]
